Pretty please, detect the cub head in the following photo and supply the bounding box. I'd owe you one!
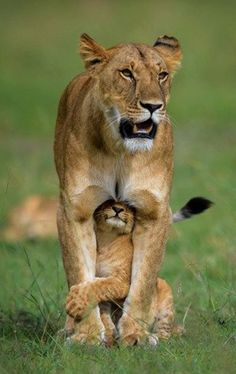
[94,200,135,235]
[80,33,182,153]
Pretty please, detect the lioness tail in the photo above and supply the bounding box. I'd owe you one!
[172,197,213,223]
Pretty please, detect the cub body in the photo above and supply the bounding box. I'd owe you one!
[66,200,176,345]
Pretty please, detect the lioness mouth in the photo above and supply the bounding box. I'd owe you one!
[119,118,157,139]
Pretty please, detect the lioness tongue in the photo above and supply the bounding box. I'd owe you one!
[133,122,153,134]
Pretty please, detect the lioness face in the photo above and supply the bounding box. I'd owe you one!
[80,34,182,153]
[94,200,135,235]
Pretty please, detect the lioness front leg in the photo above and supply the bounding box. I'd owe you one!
[118,205,171,346]
[58,193,105,344]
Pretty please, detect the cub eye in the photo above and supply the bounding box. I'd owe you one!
[159,71,169,81]
[120,69,134,80]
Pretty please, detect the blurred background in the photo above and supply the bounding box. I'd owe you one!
[0,0,236,369]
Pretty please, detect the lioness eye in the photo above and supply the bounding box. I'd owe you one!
[159,71,169,81]
[120,69,133,80]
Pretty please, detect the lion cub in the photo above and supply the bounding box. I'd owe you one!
[66,200,176,344]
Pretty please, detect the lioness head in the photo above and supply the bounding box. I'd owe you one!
[94,200,135,235]
[80,34,182,153]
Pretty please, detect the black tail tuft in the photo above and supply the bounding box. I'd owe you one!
[182,197,214,217]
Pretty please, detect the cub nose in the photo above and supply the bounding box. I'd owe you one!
[140,102,163,114]
[112,206,124,215]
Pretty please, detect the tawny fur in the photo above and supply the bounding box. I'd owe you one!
[66,201,181,345]
[54,34,182,345]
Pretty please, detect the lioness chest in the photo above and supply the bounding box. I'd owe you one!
[73,153,168,213]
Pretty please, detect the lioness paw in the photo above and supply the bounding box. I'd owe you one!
[119,331,159,347]
[66,310,106,346]
[118,315,157,347]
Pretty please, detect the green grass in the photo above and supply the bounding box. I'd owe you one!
[0,0,236,372]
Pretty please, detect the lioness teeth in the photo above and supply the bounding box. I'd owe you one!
[133,122,153,134]
[120,118,157,140]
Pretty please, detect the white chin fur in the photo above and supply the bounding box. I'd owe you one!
[106,217,125,228]
[123,138,153,153]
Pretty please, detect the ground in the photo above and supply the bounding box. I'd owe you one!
[0,1,236,373]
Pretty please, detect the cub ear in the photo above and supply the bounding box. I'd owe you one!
[80,33,107,69]
[154,35,182,73]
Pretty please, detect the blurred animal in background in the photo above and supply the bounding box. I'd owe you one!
[2,195,58,241]
[1,195,212,241]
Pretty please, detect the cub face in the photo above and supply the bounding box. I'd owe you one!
[94,200,135,235]
[80,34,182,152]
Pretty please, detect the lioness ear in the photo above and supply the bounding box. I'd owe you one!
[80,33,107,69]
[154,35,182,73]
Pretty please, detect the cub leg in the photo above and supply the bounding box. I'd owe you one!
[100,302,118,347]
[66,276,129,320]
[151,278,184,339]
[151,278,175,340]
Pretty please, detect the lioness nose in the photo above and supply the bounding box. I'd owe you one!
[112,206,124,215]
[140,102,163,114]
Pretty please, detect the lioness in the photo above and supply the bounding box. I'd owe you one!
[54,33,182,345]
[66,200,178,346]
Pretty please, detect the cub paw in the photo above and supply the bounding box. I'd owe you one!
[173,324,185,336]
[66,284,95,320]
